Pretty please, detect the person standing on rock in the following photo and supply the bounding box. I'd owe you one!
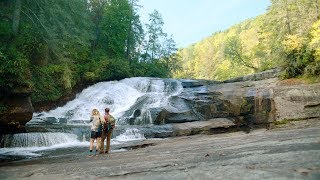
[88,108,103,157]
[100,108,116,154]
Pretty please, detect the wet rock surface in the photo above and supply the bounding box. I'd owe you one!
[0,121,319,179]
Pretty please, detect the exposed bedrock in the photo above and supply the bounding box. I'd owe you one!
[135,68,320,134]
[0,88,34,134]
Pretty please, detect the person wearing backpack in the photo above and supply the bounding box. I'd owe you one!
[100,108,116,154]
[88,108,103,157]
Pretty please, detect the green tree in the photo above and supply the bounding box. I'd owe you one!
[0,0,179,105]
[89,0,108,50]
[99,0,133,58]
[126,0,144,61]
[142,10,166,62]
[224,36,258,71]
[174,0,320,81]
[160,35,178,75]
[1,0,93,101]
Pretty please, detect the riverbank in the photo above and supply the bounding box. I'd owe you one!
[0,119,319,179]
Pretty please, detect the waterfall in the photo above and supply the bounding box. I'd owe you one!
[31,77,183,125]
[0,78,185,159]
[0,132,79,148]
[0,132,87,157]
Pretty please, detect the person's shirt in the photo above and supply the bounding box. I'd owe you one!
[103,114,116,129]
[104,114,109,123]
[90,115,103,131]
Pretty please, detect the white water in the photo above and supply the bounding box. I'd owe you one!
[32,77,183,123]
[0,128,146,157]
[0,132,87,157]
[33,80,143,122]
[112,128,146,145]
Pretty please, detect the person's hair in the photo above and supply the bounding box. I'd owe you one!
[105,108,110,113]
[92,109,100,116]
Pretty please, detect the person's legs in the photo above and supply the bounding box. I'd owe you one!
[100,131,106,153]
[95,130,102,155]
[96,137,101,154]
[89,131,97,157]
[89,138,94,151]
[106,129,113,153]
[89,138,95,157]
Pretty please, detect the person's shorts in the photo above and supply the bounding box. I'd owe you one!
[90,131,102,139]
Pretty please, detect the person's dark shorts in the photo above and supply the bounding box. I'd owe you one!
[90,131,102,139]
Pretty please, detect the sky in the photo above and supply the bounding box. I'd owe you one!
[139,0,271,48]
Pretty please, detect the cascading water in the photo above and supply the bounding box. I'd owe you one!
[0,132,87,157]
[1,132,79,148]
[112,128,146,145]
[1,77,186,159]
[32,77,183,124]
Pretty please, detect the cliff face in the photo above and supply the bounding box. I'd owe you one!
[0,88,34,134]
[0,82,92,134]
[144,69,320,135]
[206,78,320,124]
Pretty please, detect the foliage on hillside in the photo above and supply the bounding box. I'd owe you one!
[1,0,319,107]
[173,0,320,81]
[0,0,177,103]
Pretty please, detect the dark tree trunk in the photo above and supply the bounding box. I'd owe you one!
[284,0,292,34]
[126,22,132,61]
[316,0,320,20]
[93,20,101,48]
[12,0,22,36]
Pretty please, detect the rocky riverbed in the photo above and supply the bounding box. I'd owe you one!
[0,119,319,180]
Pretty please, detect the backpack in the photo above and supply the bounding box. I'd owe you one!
[106,115,116,131]
[109,115,116,126]
[97,116,103,132]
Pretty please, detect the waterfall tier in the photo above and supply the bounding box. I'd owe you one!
[31,77,185,126]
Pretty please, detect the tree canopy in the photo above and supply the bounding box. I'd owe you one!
[173,0,320,81]
[0,0,177,104]
[1,0,319,108]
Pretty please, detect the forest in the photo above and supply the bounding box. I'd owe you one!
[0,0,178,106]
[0,0,319,111]
[173,0,320,81]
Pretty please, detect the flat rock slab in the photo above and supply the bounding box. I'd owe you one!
[0,124,320,179]
[171,118,236,136]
